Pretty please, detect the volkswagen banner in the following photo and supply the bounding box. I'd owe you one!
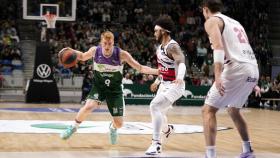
[26,42,60,103]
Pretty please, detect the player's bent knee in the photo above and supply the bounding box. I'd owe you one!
[227,107,239,113]
[115,122,123,128]
[150,101,160,112]
[201,105,208,114]
[227,108,241,118]
[83,104,95,112]
[150,96,165,110]
[202,104,218,116]
[84,100,99,111]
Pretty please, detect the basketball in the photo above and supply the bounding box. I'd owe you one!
[59,48,78,68]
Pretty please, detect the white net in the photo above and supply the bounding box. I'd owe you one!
[43,13,57,29]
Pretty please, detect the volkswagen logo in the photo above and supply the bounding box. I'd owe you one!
[36,64,51,78]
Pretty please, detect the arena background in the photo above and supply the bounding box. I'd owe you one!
[0,0,279,158]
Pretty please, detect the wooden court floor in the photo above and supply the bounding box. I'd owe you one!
[0,102,279,158]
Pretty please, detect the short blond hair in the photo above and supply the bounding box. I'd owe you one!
[101,31,114,41]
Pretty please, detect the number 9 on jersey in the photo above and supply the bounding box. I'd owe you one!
[105,79,111,87]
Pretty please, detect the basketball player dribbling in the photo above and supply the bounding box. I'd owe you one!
[200,0,261,158]
[145,15,186,155]
[59,31,159,145]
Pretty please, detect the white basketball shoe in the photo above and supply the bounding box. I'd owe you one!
[145,140,162,155]
[163,124,174,138]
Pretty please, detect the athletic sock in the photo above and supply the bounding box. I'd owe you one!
[110,122,117,130]
[206,146,216,158]
[74,118,82,128]
[152,139,161,145]
[242,141,252,153]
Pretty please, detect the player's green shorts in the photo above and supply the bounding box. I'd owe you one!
[86,86,124,117]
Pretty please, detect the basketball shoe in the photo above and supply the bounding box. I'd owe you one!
[145,140,162,155]
[162,124,174,138]
[239,151,256,158]
[109,122,118,145]
[60,125,77,140]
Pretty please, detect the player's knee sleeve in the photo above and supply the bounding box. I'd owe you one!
[150,100,160,113]
[150,94,172,114]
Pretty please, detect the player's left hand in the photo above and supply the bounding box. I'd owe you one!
[172,79,184,85]
[254,85,261,97]
[150,83,159,92]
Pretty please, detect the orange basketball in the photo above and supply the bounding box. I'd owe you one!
[59,48,78,68]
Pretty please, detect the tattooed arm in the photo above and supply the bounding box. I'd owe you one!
[166,43,186,84]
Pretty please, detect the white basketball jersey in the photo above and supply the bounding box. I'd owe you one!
[213,13,257,65]
[156,39,178,81]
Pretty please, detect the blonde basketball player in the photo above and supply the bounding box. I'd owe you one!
[201,0,261,158]
[145,15,186,155]
[59,31,159,145]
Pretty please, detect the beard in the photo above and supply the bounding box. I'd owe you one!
[156,33,163,43]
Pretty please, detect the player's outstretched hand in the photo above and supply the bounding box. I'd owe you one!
[150,83,159,92]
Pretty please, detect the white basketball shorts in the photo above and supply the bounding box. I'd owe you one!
[157,81,185,103]
[205,62,259,108]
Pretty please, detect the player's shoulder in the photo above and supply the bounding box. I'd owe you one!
[167,42,180,50]
[205,16,221,27]
[166,41,182,55]
[119,48,131,60]
[169,39,179,45]
[115,46,122,53]
[204,16,225,32]
[119,48,127,54]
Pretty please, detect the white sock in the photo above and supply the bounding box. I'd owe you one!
[74,123,80,129]
[151,110,162,141]
[110,122,117,130]
[74,119,81,128]
[242,141,252,153]
[152,139,161,145]
[206,146,216,158]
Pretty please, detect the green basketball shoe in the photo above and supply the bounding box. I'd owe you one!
[109,122,118,145]
[60,125,77,140]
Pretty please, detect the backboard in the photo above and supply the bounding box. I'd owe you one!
[23,0,76,21]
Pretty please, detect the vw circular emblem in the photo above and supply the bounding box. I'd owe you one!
[36,64,51,78]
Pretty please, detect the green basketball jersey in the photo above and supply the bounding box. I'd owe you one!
[92,46,123,94]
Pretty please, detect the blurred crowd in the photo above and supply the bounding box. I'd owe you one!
[0,1,23,87]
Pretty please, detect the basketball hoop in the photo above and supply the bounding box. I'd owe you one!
[43,12,57,29]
